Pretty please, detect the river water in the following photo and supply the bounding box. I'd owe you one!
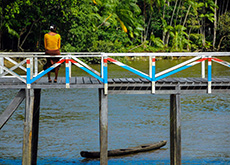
[0,57,230,164]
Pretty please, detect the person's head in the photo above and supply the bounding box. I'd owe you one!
[50,24,57,32]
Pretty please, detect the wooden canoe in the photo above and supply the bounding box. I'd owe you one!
[80,140,167,158]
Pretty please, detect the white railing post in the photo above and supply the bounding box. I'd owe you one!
[202,55,205,78]
[102,53,108,95]
[34,55,38,77]
[149,55,156,94]
[149,55,152,79]
[68,54,72,78]
[101,53,104,78]
[0,57,3,74]
[26,58,31,89]
[30,57,33,79]
[65,56,70,88]
[208,56,212,93]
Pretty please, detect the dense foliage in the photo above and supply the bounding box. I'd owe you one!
[0,0,229,52]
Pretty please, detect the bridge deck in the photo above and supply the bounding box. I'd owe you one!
[0,77,230,94]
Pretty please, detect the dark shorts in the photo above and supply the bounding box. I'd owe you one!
[44,49,61,70]
[45,49,61,64]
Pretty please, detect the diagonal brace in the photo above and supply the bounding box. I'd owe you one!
[0,89,26,130]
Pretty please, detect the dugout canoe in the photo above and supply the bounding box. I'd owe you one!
[80,140,167,158]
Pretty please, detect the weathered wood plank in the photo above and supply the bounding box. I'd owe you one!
[91,77,100,84]
[36,77,48,84]
[108,78,114,83]
[70,77,75,84]
[193,77,206,83]
[169,78,178,82]
[83,77,92,84]
[119,78,129,83]
[133,78,142,83]
[140,78,149,83]
[182,78,194,83]
[113,78,122,83]
[76,77,84,84]
[220,78,230,82]
[0,77,229,94]
[126,78,135,83]
[161,78,173,83]
[187,77,201,83]
[0,89,25,129]
[176,78,187,83]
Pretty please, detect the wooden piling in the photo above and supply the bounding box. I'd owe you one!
[99,88,108,165]
[170,94,181,165]
[22,89,41,165]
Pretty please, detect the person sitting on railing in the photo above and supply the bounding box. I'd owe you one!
[44,24,61,83]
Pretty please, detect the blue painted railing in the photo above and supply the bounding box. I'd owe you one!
[0,52,229,94]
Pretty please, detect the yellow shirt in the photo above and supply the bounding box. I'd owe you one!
[44,33,61,50]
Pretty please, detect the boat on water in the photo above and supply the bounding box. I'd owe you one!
[80,140,167,158]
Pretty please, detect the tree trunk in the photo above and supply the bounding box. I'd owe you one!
[145,13,152,43]
[183,5,191,27]
[213,0,217,49]
[17,20,37,52]
[201,19,206,48]
[217,35,229,51]
[166,0,179,46]
[200,5,206,48]
[175,0,182,24]
[162,3,166,45]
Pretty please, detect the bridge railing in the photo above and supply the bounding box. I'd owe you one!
[0,52,229,94]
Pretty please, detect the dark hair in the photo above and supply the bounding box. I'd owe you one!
[50,24,57,32]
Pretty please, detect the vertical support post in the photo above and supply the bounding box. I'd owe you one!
[65,57,70,88]
[151,56,156,94]
[103,54,108,95]
[22,89,41,165]
[208,56,212,93]
[101,53,104,78]
[201,55,205,78]
[34,55,38,77]
[0,57,3,74]
[30,58,33,79]
[170,94,181,165]
[68,54,72,78]
[26,58,31,89]
[99,88,108,165]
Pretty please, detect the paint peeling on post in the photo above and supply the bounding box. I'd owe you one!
[103,54,108,95]
[26,58,31,89]
[65,57,70,88]
[208,57,212,94]
[151,56,156,94]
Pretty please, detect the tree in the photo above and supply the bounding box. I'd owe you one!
[0,0,24,50]
[217,11,230,51]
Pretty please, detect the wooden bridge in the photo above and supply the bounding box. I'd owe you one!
[0,52,230,165]
[1,76,230,94]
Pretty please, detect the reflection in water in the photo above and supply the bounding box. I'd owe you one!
[0,58,230,164]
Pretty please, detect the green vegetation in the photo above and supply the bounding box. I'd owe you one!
[0,0,229,53]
